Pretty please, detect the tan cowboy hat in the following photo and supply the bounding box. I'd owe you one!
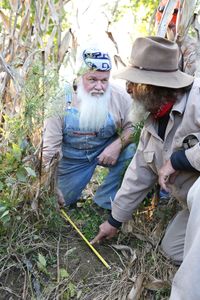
[114,36,194,88]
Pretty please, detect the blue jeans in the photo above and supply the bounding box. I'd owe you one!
[58,143,136,209]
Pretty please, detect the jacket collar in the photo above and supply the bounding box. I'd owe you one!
[170,92,188,115]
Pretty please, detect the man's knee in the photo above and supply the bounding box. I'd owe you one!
[160,209,189,264]
[187,177,200,210]
[160,235,184,264]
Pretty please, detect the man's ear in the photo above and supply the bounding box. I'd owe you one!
[74,76,82,91]
[73,78,78,92]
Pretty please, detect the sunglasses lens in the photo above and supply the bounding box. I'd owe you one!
[158,5,165,13]
[173,8,178,15]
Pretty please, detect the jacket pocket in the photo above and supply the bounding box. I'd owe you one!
[143,151,155,163]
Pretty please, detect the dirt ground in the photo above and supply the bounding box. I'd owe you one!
[0,212,128,300]
[0,203,178,300]
[0,168,179,300]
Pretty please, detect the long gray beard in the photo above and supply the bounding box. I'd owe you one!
[130,99,148,125]
[77,83,110,132]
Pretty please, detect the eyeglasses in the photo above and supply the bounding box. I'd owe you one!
[157,6,178,15]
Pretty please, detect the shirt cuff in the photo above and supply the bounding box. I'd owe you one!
[171,150,196,171]
[108,214,122,229]
[185,143,200,171]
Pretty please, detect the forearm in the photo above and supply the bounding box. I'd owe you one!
[111,151,157,222]
[115,128,134,150]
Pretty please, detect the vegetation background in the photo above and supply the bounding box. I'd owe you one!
[0,0,197,299]
[0,0,160,235]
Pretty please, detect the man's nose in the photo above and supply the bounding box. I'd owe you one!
[95,80,103,90]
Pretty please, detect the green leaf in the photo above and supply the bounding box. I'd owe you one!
[68,282,76,297]
[25,167,36,177]
[37,253,49,274]
[0,209,10,226]
[12,143,22,161]
[38,253,47,267]
[0,210,9,219]
[59,268,69,279]
[16,168,27,182]
[0,205,7,213]
[6,152,15,164]
[1,214,11,225]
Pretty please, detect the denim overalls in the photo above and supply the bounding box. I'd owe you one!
[57,107,136,209]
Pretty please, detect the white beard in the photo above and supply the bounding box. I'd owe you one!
[130,98,148,125]
[77,81,110,131]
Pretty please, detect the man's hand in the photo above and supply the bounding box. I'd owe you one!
[55,187,65,208]
[97,140,122,166]
[90,221,118,245]
[158,159,178,191]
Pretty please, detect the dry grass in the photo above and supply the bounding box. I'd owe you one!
[76,181,179,300]
[0,165,180,300]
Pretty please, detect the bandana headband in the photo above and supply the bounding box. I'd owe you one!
[82,49,112,71]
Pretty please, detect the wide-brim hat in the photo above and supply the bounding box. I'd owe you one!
[114,36,194,89]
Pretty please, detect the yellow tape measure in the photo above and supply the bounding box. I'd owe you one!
[60,209,111,270]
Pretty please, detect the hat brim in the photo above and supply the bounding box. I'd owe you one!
[114,66,194,89]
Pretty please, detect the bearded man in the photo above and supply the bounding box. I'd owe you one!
[42,47,136,209]
[92,36,200,299]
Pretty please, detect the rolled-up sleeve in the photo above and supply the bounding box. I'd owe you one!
[42,116,63,164]
[185,143,200,171]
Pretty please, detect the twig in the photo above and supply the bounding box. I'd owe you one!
[13,254,27,300]
[46,267,80,300]
[56,233,61,300]
[0,54,16,81]
[109,245,126,268]
[0,286,21,298]
[22,265,27,300]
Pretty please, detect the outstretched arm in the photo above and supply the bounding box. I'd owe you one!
[92,130,158,243]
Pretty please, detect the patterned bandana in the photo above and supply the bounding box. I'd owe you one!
[153,101,174,119]
[82,48,112,71]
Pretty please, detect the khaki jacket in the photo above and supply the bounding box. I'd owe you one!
[112,78,200,222]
